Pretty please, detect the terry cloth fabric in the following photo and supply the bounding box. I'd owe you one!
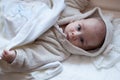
[0,0,65,56]
[0,0,65,79]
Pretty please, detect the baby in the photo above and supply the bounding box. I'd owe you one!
[1,17,106,63]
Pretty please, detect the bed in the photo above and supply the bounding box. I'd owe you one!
[0,0,120,80]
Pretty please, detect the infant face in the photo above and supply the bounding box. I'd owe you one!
[64,18,106,50]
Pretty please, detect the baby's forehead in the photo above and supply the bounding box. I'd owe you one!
[85,18,103,22]
[85,18,106,36]
[95,20,106,33]
[88,18,106,28]
[91,18,105,25]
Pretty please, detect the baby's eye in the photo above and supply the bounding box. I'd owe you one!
[80,37,84,43]
[77,24,81,31]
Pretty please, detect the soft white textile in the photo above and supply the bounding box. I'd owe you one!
[0,0,65,79]
[91,18,120,69]
[51,55,120,80]
[0,0,65,56]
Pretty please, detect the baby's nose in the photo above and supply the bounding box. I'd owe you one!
[71,32,79,40]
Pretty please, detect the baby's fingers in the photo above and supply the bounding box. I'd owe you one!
[1,50,11,62]
[2,50,8,60]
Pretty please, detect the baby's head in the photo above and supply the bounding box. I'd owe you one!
[64,17,106,50]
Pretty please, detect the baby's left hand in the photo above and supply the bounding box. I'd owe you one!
[1,50,16,63]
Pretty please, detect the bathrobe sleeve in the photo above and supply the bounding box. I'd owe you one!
[9,41,64,72]
[9,27,70,72]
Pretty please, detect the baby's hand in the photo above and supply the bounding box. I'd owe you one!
[2,50,16,63]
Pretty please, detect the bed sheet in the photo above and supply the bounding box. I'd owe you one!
[51,55,120,80]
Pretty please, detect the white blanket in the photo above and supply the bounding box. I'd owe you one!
[0,0,65,56]
[0,0,65,79]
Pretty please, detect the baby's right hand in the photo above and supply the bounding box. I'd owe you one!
[2,50,16,63]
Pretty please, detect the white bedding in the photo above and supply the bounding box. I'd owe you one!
[51,55,120,80]
[0,0,65,56]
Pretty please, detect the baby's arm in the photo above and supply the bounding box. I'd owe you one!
[1,41,64,72]
[2,50,16,63]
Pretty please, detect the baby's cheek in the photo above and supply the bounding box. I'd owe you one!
[72,41,81,47]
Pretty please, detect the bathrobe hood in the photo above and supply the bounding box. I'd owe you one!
[58,7,114,57]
